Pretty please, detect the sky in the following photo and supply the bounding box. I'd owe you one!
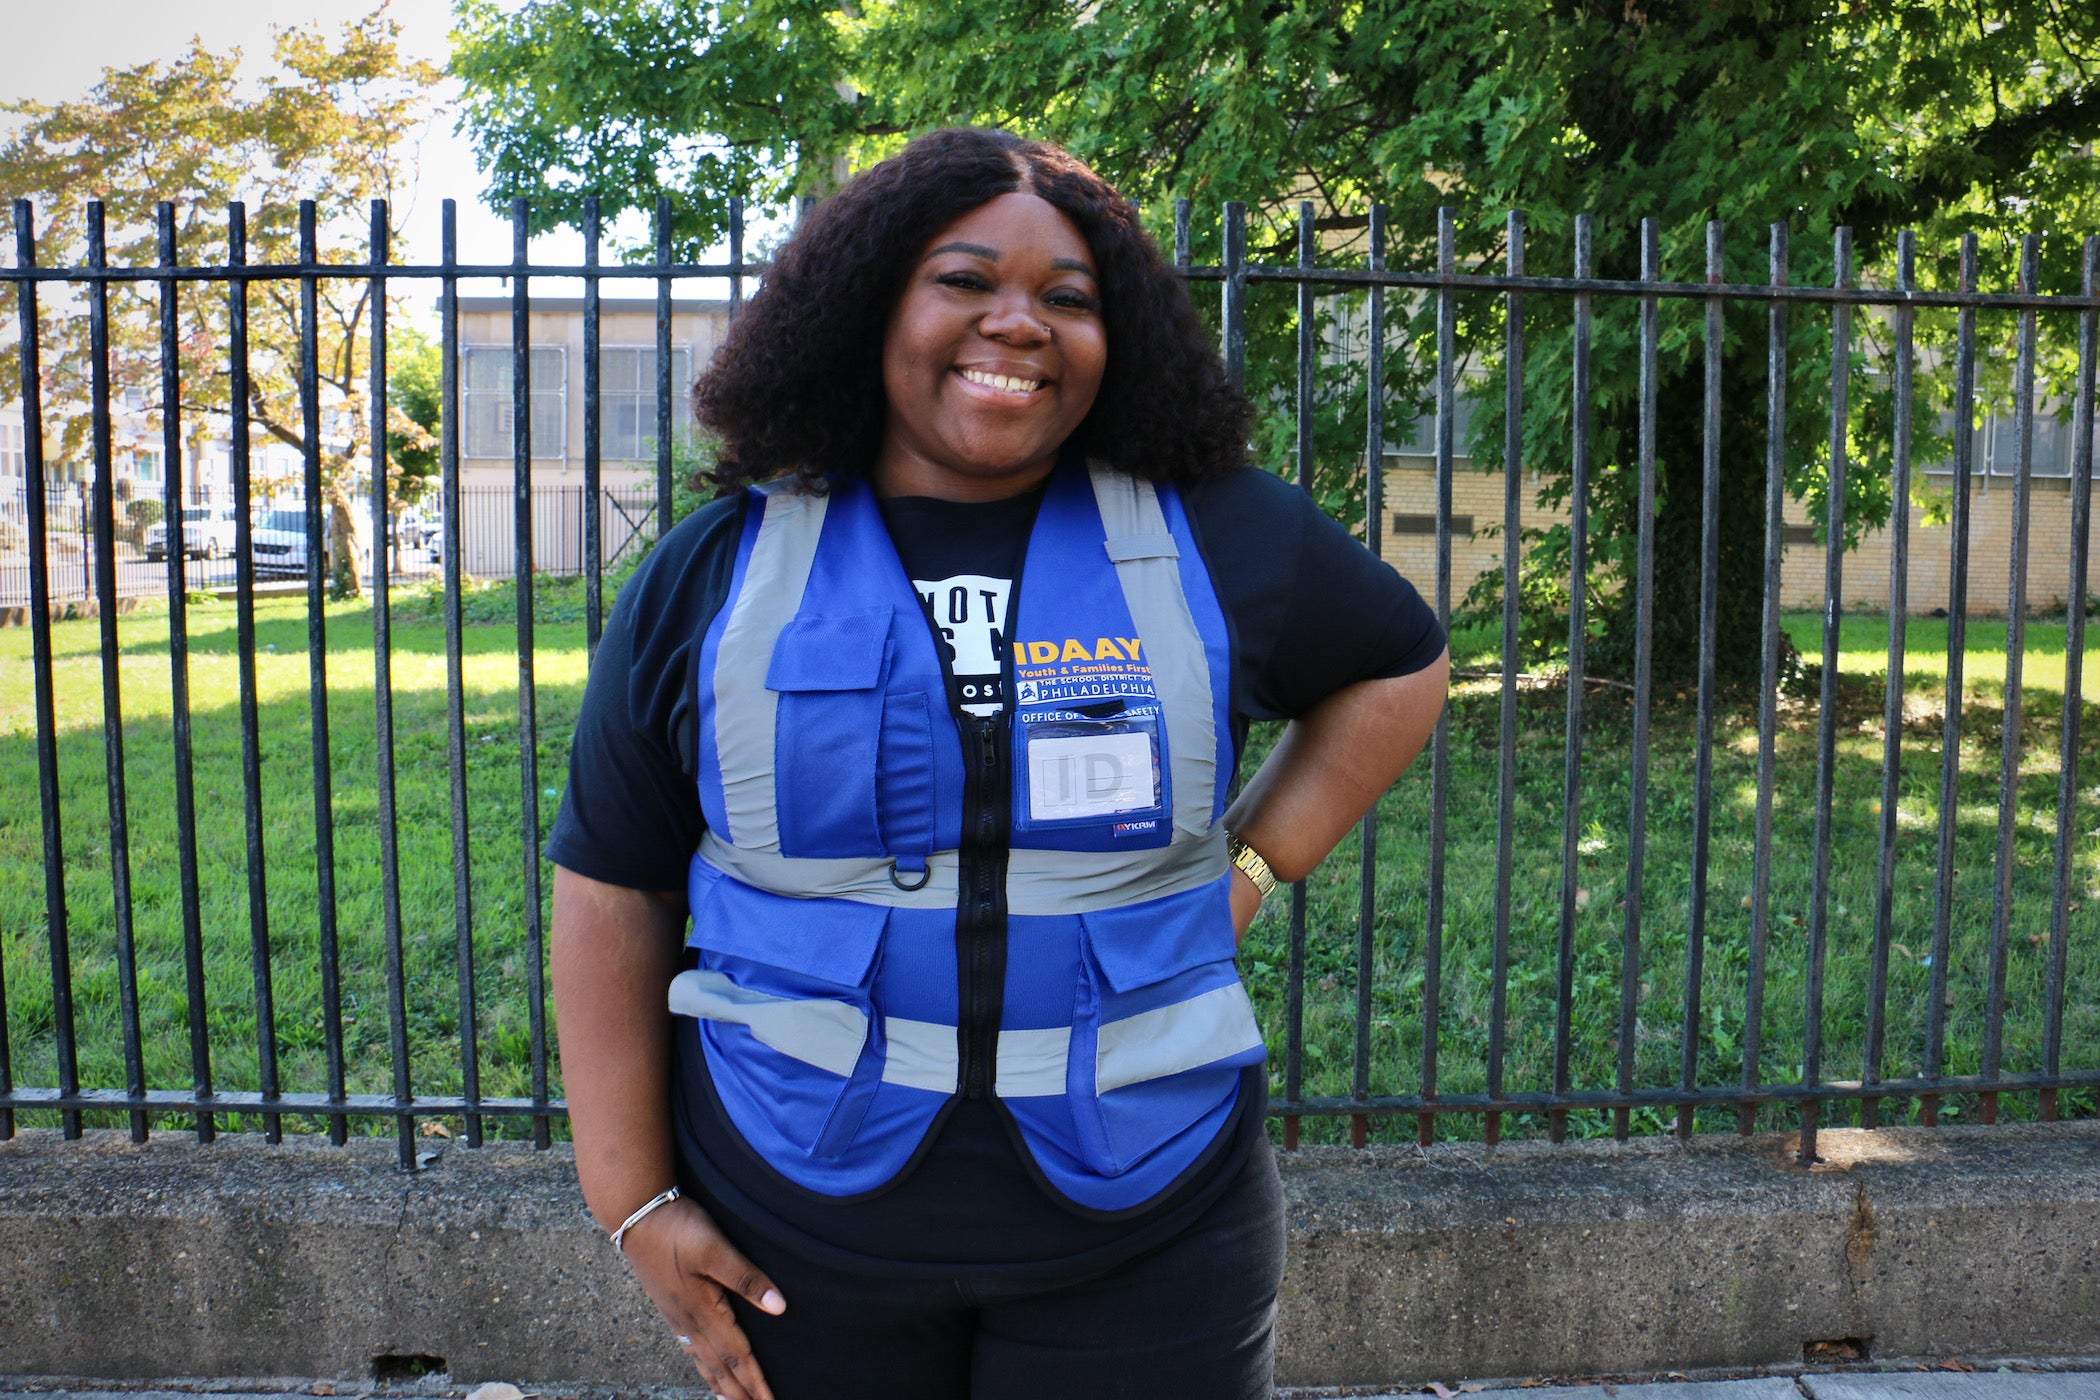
[0,0,679,303]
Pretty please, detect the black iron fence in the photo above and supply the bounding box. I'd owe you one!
[0,194,2092,1170]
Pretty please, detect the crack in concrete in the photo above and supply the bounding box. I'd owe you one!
[1840,1178,1878,1332]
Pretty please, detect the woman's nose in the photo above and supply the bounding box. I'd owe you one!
[979,293,1051,344]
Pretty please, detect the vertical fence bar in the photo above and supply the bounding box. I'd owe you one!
[583,197,604,660]
[1864,232,1918,1129]
[1487,210,1524,1147]
[1420,206,1456,1149]
[14,201,78,1140]
[158,201,213,1142]
[1924,235,1980,1127]
[655,195,675,534]
[1219,201,1292,1147]
[1616,217,1660,1143]
[369,202,414,1167]
[1222,202,1247,388]
[1980,235,2041,1126]
[1551,215,1594,1144]
[87,203,150,1143]
[298,202,336,1146]
[1276,202,1310,1158]
[1282,201,1342,1147]
[228,203,279,1141]
[514,199,552,1149]
[1173,200,1191,269]
[728,195,746,319]
[1355,204,1386,1148]
[1800,227,1853,1165]
[1743,223,1789,1136]
[1680,220,1724,1139]
[2041,235,2096,1122]
[440,202,482,1148]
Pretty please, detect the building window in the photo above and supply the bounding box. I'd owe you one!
[1924,407,2096,480]
[599,347,694,461]
[0,422,23,477]
[1390,395,1475,459]
[135,451,158,482]
[463,347,566,460]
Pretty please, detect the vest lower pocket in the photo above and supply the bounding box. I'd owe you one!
[681,876,891,1161]
[1067,879,1266,1176]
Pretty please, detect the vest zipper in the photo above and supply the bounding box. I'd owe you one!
[956,712,1011,1099]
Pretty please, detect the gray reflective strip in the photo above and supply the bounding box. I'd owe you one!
[712,484,828,850]
[880,1017,956,1093]
[879,1021,1068,1096]
[995,1027,1071,1098]
[1095,983,1263,1096]
[668,969,867,1079]
[674,970,1260,1100]
[1086,461,1218,837]
[1103,534,1179,562]
[697,826,1227,915]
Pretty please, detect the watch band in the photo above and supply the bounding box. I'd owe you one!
[1227,833,1278,898]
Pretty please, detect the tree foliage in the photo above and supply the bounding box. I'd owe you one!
[1,11,441,594]
[453,0,2100,678]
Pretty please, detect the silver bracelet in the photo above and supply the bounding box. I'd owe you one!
[609,1185,681,1253]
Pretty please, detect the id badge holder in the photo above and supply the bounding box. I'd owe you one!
[1010,704,1171,850]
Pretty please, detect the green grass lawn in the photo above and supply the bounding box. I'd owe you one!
[1241,612,2100,1143]
[0,588,589,1138]
[2,595,2094,1144]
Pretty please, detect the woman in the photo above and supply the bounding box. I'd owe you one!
[547,128,1449,1400]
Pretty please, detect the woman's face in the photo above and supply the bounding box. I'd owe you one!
[875,191,1107,501]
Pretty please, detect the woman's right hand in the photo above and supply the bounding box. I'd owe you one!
[621,1196,787,1400]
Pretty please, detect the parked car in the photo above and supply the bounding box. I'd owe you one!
[392,507,436,551]
[248,506,318,576]
[145,506,239,562]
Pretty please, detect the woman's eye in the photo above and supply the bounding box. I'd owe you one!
[1046,289,1098,312]
[936,271,990,291]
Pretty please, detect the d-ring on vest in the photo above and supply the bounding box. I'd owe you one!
[675,457,1265,1212]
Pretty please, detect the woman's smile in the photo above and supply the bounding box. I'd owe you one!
[954,367,1048,396]
[875,190,1107,501]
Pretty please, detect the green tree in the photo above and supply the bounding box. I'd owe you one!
[453,0,2100,680]
[387,323,442,499]
[1,11,442,597]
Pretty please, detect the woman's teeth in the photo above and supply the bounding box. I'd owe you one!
[959,369,1044,393]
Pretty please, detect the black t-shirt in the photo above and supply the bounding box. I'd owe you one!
[547,464,1445,1279]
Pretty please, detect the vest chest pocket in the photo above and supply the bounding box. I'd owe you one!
[1068,880,1266,1176]
[679,875,891,1160]
[767,608,892,858]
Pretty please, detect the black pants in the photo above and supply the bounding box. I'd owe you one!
[721,1138,1286,1399]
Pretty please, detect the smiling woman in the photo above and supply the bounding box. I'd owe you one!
[691,128,1246,495]
[545,128,1449,1400]
[876,192,1107,500]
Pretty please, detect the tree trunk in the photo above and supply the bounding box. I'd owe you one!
[328,494,364,600]
[1588,351,1786,690]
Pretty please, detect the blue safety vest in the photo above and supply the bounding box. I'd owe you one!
[673,457,1265,1212]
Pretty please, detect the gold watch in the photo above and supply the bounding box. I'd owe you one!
[1227,833,1277,898]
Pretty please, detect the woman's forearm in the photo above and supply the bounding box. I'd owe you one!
[1224,649,1451,884]
[550,866,690,1232]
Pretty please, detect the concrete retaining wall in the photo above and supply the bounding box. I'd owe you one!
[2,1121,2094,1388]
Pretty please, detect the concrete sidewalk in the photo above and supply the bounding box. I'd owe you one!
[3,1369,2099,1399]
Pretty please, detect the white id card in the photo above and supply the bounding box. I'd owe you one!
[1026,731,1156,822]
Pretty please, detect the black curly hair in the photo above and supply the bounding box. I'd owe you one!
[692,127,1248,491]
